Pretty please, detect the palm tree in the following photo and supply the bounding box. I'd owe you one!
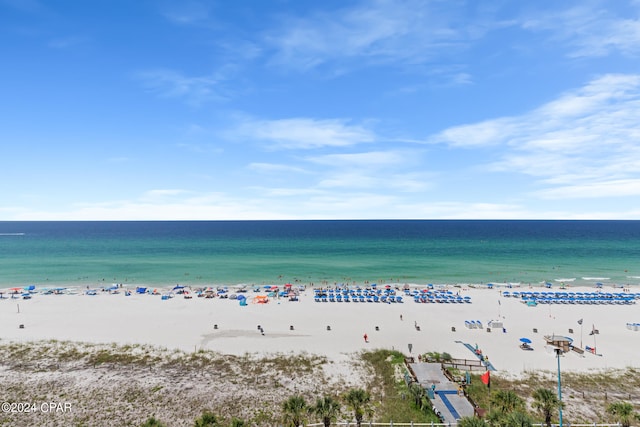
[487,390,525,427]
[490,390,524,414]
[282,395,308,427]
[458,416,489,427]
[532,387,562,427]
[140,416,166,427]
[193,411,220,427]
[606,401,640,427]
[229,418,246,427]
[344,388,372,427]
[408,382,425,409]
[312,395,341,427]
[502,411,533,427]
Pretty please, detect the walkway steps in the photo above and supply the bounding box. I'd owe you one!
[409,363,475,423]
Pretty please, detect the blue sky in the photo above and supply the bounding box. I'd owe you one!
[2,0,640,220]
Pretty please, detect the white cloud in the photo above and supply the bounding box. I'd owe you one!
[522,3,640,58]
[433,73,640,200]
[429,118,515,147]
[247,163,309,174]
[306,150,404,167]
[47,36,88,49]
[141,189,190,200]
[234,118,375,149]
[159,0,211,25]
[0,0,44,13]
[264,0,499,71]
[137,69,224,106]
[533,179,640,200]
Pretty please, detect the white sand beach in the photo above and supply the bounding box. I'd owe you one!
[2,284,638,375]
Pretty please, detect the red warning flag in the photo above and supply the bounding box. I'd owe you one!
[481,370,491,388]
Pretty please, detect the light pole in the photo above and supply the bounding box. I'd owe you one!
[555,348,563,427]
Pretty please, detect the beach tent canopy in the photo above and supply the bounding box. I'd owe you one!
[254,295,269,304]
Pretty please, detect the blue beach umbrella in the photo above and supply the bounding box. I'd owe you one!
[520,338,532,344]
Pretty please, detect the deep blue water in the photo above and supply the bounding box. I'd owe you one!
[0,220,638,287]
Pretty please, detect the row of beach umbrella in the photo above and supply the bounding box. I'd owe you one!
[504,290,638,305]
[314,290,403,303]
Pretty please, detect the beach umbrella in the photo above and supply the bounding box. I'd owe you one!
[173,285,184,290]
[519,338,532,344]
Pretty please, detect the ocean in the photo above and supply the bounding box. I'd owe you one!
[0,220,639,288]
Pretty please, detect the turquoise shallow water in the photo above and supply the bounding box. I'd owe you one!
[0,220,638,287]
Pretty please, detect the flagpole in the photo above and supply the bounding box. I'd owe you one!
[580,322,583,349]
[555,348,563,427]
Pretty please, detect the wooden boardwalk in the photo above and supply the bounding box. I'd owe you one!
[409,362,475,423]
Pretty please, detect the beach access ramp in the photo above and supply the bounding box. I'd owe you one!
[409,362,475,423]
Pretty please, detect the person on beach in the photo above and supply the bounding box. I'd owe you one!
[363,333,368,343]
[400,314,403,321]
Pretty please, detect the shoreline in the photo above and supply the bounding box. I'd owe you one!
[2,277,639,292]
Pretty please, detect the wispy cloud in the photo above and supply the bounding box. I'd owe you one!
[232,117,376,150]
[432,73,640,200]
[141,189,191,201]
[159,0,211,25]
[263,0,503,72]
[533,179,640,200]
[247,163,309,174]
[136,69,225,106]
[47,35,88,49]
[0,0,44,13]
[522,2,640,58]
[305,150,405,167]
